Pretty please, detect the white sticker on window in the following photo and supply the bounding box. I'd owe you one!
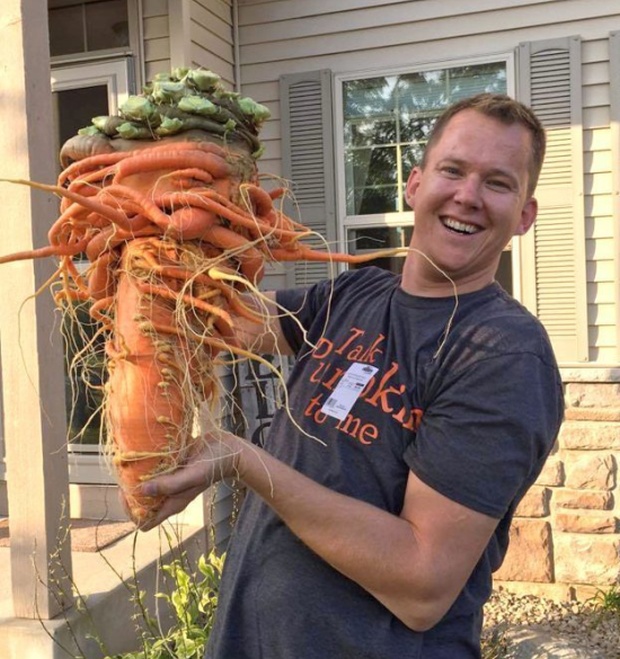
[320,362,378,421]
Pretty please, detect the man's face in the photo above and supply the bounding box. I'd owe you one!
[403,109,538,296]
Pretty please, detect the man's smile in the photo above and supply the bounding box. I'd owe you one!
[440,216,482,235]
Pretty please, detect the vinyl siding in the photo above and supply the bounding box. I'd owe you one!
[236,0,620,365]
[189,0,235,88]
[612,31,620,361]
[143,0,171,80]
[583,36,615,362]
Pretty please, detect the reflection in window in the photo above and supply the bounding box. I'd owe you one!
[49,0,129,57]
[52,81,113,445]
[347,226,413,274]
[347,227,513,292]
[343,62,507,217]
[63,302,105,445]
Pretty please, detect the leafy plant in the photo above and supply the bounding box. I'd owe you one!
[481,626,512,659]
[105,550,225,659]
[588,583,620,628]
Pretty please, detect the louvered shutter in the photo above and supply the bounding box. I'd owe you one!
[518,37,588,363]
[610,31,620,359]
[280,70,338,287]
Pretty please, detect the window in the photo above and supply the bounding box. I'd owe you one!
[48,0,130,57]
[51,59,131,164]
[51,60,132,484]
[336,57,514,290]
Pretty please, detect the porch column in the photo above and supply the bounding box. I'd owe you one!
[0,0,73,618]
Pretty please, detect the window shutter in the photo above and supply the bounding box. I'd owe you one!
[518,36,588,363]
[279,70,338,287]
[610,31,620,360]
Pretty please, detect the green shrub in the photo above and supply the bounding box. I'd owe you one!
[105,550,225,659]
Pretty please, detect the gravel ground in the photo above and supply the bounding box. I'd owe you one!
[482,589,620,658]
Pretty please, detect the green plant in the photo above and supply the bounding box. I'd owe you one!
[588,583,620,628]
[481,625,512,659]
[105,550,225,659]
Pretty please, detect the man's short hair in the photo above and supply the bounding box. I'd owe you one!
[421,93,546,196]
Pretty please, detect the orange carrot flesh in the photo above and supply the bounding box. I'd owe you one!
[0,142,404,524]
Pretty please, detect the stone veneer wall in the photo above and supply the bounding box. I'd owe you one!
[495,375,620,601]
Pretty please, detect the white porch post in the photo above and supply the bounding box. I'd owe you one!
[0,0,73,618]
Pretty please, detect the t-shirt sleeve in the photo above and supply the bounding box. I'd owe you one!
[275,269,370,354]
[275,286,316,354]
[404,349,564,519]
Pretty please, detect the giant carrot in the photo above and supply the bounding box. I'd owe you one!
[0,67,403,523]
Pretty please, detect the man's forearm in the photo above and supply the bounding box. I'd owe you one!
[232,434,458,631]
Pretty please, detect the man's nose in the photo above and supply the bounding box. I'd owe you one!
[454,176,482,208]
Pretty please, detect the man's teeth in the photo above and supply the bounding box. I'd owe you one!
[443,218,478,234]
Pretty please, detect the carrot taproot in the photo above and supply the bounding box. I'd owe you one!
[0,70,406,524]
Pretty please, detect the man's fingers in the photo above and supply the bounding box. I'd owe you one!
[141,460,207,498]
[138,484,206,531]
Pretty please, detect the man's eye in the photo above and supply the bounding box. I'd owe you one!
[488,179,511,191]
[442,166,460,176]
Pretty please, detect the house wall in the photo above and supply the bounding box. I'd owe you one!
[583,36,617,364]
[189,0,236,88]
[161,0,236,88]
[143,0,171,81]
[236,0,620,366]
[232,0,620,599]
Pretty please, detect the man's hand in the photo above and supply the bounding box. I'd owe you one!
[135,428,245,531]
[127,420,497,630]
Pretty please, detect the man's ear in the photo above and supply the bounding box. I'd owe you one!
[514,197,538,236]
[404,167,422,209]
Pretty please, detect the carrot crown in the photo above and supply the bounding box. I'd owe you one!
[73,67,269,160]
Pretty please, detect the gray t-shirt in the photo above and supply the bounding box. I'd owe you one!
[206,267,564,659]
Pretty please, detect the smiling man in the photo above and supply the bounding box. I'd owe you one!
[134,94,565,659]
[403,99,541,296]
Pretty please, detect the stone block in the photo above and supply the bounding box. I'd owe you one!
[565,383,620,408]
[554,534,620,585]
[515,486,550,518]
[536,457,564,487]
[554,489,613,510]
[559,421,620,450]
[555,512,618,534]
[564,453,616,490]
[564,408,620,422]
[495,519,553,583]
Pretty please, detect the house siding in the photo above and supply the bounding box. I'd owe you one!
[190,0,235,88]
[582,37,615,363]
[143,0,172,80]
[237,0,620,365]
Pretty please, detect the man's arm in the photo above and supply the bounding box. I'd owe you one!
[138,429,498,632]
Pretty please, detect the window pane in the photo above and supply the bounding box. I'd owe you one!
[86,0,130,50]
[347,226,413,273]
[345,146,398,214]
[346,118,397,147]
[53,83,111,445]
[54,85,109,152]
[49,6,85,56]
[342,61,507,218]
[399,116,435,149]
[344,77,395,118]
[48,0,129,57]
[449,63,507,100]
[398,70,448,114]
[63,303,105,445]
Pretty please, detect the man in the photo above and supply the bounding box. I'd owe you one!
[136,93,564,658]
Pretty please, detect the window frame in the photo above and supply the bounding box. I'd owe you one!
[50,58,133,486]
[49,0,143,91]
